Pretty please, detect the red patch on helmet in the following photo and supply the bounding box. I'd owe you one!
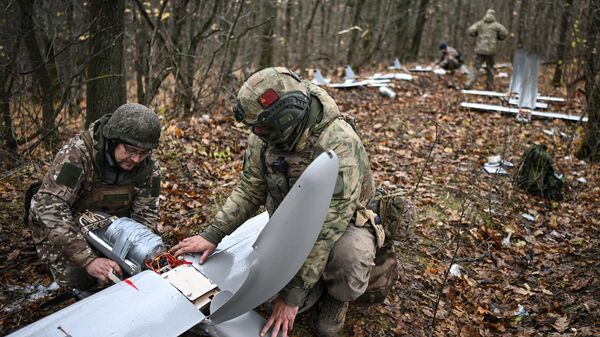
[258,89,279,108]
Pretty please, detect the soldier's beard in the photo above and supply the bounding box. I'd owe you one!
[116,159,137,171]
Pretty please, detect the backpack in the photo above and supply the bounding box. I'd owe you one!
[356,188,416,303]
[514,144,565,201]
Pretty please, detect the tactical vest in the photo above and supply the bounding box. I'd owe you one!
[72,131,154,217]
[262,126,327,213]
[261,86,348,214]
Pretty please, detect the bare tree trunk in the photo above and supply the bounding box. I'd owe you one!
[553,0,574,87]
[516,0,529,49]
[334,2,349,66]
[132,5,147,104]
[283,0,294,65]
[1,2,20,151]
[19,0,56,137]
[346,0,366,67]
[171,0,191,114]
[1,77,17,151]
[299,0,321,76]
[182,0,221,115]
[393,0,411,60]
[452,0,463,47]
[60,0,81,117]
[576,0,600,162]
[86,0,125,126]
[214,0,245,105]
[410,0,430,60]
[357,0,391,68]
[258,0,277,69]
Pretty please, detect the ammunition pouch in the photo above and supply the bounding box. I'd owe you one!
[356,188,416,304]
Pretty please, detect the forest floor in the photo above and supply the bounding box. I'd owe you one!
[1,65,599,336]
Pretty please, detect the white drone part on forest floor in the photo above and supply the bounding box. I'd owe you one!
[409,65,433,72]
[369,72,413,82]
[460,90,565,103]
[459,102,587,122]
[343,65,358,80]
[8,151,341,337]
[449,264,463,277]
[311,68,331,85]
[508,98,547,109]
[327,79,368,88]
[387,58,402,70]
[433,67,446,75]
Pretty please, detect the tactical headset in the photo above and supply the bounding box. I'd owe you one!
[233,70,310,133]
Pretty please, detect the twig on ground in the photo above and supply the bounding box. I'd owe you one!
[429,199,473,337]
[410,121,439,198]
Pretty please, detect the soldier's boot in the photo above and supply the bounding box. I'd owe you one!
[316,293,349,337]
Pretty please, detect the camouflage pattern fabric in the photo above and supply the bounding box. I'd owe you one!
[467,9,508,56]
[29,117,160,289]
[514,144,564,201]
[437,46,462,73]
[322,224,376,301]
[102,103,161,150]
[467,54,496,90]
[34,238,97,289]
[201,82,375,307]
[357,188,416,303]
[356,241,398,304]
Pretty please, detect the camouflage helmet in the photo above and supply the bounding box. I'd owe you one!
[103,103,161,149]
[233,67,310,144]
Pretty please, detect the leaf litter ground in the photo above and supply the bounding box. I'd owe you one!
[0,66,598,336]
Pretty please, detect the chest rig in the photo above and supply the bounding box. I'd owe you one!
[262,128,324,214]
[261,88,346,214]
[72,131,153,217]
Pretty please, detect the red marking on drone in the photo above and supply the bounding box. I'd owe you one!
[258,89,279,108]
[124,279,139,291]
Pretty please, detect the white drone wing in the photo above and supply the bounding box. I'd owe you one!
[8,150,340,337]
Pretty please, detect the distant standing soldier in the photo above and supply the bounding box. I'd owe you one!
[464,9,508,90]
[27,103,162,290]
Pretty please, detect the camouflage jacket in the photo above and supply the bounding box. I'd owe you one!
[201,83,374,307]
[436,46,461,67]
[468,10,508,55]
[29,116,160,268]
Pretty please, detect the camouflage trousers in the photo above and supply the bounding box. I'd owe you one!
[322,224,377,302]
[467,54,495,90]
[441,58,461,75]
[35,239,96,290]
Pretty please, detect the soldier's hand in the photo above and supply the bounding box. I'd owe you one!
[169,235,216,264]
[85,258,122,285]
[260,297,299,337]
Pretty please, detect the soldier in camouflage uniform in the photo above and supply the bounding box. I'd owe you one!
[170,67,377,337]
[464,9,508,90]
[28,103,161,290]
[435,43,462,75]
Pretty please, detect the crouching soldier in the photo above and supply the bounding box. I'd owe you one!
[26,103,162,290]
[170,67,414,337]
[435,43,463,75]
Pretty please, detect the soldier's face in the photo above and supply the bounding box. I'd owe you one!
[114,143,149,171]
